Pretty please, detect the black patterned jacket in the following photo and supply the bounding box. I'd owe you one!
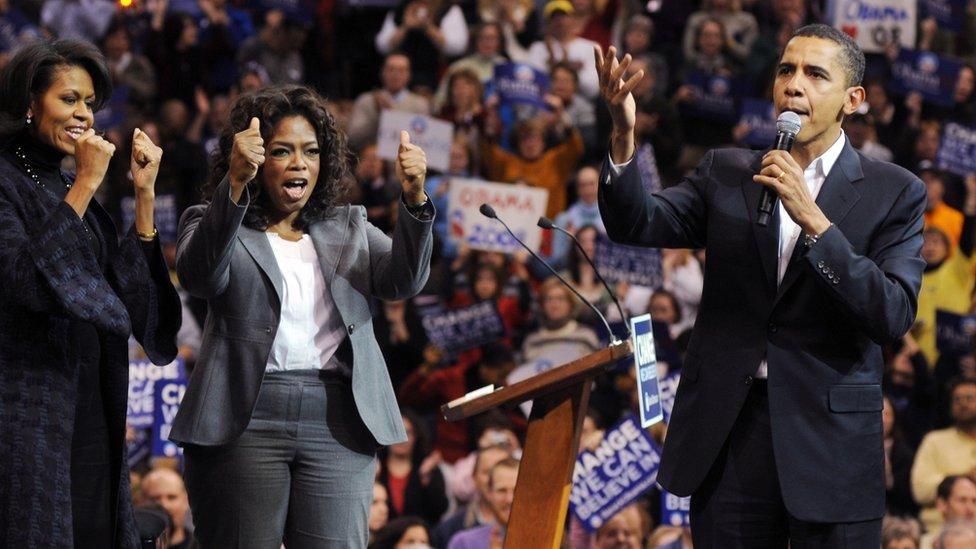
[0,154,181,548]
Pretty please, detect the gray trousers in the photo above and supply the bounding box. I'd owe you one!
[184,369,378,549]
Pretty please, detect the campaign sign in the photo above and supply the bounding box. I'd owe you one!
[493,62,550,110]
[570,414,662,532]
[937,122,976,177]
[662,491,691,527]
[829,0,916,53]
[121,193,179,243]
[636,143,663,194]
[152,361,187,458]
[94,85,128,131]
[739,98,778,148]
[594,236,663,288]
[127,359,184,428]
[127,428,151,469]
[631,314,664,428]
[420,302,506,355]
[936,310,976,357]
[681,72,740,123]
[378,110,454,172]
[447,178,549,254]
[890,49,962,107]
[921,0,966,33]
[659,372,681,425]
[168,0,204,17]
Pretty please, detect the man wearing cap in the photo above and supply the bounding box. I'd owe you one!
[596,23,926,547]
[527,1,600,100]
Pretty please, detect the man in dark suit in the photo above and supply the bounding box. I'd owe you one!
[595,24,926,546]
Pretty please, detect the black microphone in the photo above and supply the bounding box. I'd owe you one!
[538,216,630,338]
[479,204,622,344]
[757,111,802,227]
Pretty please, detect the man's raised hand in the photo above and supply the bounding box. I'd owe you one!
[594,45,643,164]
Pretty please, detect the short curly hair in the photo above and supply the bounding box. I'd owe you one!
[203,85,351,231]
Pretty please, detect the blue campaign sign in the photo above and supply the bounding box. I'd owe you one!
[168,0,203,17]
[659,372,681,425]
[937,122,976,178]
[631,314,664,428]
[570,414,662,532]
[127,359,184,429]
[121,193,179,243]
[936,309,976,357]
[921,0,966,33]
[594,236,663,288]
[152,361,187,458]
[93,85,128,131]
[739,98,778,149]
[681,71,741,123]
[636,143,663,194]
[493,62,550,110]
[420,301,506,355]
[661,491,691,527]
[890,49,962,107]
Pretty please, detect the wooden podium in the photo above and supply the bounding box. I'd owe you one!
[441,340,633,548]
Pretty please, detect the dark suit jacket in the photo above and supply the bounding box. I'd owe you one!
[0,155,181,548]
[171,177,433,447]
[598,139,926,522]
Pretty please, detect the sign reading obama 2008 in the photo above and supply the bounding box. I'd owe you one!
[447,178,549,254]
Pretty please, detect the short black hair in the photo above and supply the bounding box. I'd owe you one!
[937,475,976,501]
[0,39,112,149]
[369,517,429,549]
[949,375,976,398]
[480,343,515,368]
[791,24,865,87]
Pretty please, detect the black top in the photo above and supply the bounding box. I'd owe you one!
[6,134,104,263]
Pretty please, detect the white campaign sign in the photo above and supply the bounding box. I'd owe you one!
[829,0,916,53]
[447,178,549,254]
[377,110,454,172]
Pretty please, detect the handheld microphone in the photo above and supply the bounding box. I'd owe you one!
[538,216,630,338]
[757,111,802,227]
[479,204,622,344]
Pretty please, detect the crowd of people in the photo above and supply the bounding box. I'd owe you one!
[3,0,976,547]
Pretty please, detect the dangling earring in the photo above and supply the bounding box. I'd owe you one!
[25,115,32,125]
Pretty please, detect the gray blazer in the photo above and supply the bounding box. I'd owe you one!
[170,177,433,447]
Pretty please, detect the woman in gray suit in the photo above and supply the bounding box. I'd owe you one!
[171,85,434,548]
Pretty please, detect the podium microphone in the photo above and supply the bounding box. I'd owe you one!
[479,204,622,344]
[757,111,802,227]
[538,216,630,338]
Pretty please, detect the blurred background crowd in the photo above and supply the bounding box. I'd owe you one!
[4,0,976,547]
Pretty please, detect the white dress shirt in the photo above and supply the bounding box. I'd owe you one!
[607,131,847,378]
[264,233,348,374]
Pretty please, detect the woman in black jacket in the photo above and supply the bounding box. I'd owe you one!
[0,39,180,548]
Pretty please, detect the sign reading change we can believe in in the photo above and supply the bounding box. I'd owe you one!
[569,414,662,532]
[631,314,664,428]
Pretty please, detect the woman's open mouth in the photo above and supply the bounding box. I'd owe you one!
[282,178,308,201]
